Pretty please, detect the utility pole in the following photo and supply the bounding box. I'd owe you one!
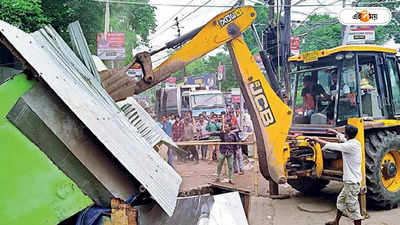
[341,0,347,45]
[174,17,181,38]
[105,0,110,34]
[104,0,114,69]
[268,0,275,25]
[174,17,186,81]
[282,0,291,97]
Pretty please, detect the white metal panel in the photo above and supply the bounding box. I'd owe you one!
[118,97,179,149]
[0,21,181,216]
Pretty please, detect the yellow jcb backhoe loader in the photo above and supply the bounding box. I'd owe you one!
[100,6,400,213]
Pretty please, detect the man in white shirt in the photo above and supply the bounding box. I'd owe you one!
[197,115,209,160]
[310,125,363,225]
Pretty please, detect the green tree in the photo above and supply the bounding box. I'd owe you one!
[109,1,156,63]
[184,58,209,75]
[356,0,400,43]
[292,14,342,52]
[41,0,104,52]
[172,52,236,92]
[243,2,269,53]
[0,0,156,58]
[207,53,236,92]
[0,0,49,32]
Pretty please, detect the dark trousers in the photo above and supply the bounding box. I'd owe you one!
[200,145,208,159]
[184,146,199,161]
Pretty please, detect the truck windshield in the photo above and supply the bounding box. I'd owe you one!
[191,94,224,108]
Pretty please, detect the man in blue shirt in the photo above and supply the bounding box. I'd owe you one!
[161,115,174,169]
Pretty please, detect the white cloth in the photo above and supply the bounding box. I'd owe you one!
[243,113,253,133]
[322,133,362,183]
[197,121,208,138]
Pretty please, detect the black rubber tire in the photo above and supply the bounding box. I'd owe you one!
[288,177,330,194]
[365,130,400,209]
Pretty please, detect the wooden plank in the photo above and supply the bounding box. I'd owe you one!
[208,182,251,194]
[253,134,259,196]
[111,198,137,225]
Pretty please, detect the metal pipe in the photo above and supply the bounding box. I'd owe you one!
[149,25,204,56]
[251,24,263,50]
[289,65,337,74]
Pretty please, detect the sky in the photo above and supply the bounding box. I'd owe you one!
[144,0,344,64]
[121,0,349,66]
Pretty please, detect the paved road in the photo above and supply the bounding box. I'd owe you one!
[176,160,400,225]
[254,182,400,225]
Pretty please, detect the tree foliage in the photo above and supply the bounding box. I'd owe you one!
[109,2,156,63]
[243,3,269,54]
[357,0,400,43]
[0,0,156,58]
[171,52,236,92]
[0,0,49,32]
[41,0,105,52]
[292,14,342,52]
[171,2,400,93]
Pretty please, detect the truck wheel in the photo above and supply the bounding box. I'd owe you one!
[365,130,400,209]
[288,177,330,194]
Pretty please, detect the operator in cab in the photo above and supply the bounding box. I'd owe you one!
[327,69,338,122]
[301,75,329,117]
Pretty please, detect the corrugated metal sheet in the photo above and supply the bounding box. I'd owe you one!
[118,97,181,151]
[0,21,181,216]
[67,21,102,83]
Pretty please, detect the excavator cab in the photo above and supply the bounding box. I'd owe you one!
[289,46,400,127]
[98,4,400,211]
[287,46,400,210]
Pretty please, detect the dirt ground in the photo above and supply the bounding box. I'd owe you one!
[175,158,400,225]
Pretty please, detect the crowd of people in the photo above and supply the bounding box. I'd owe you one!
[155,109,253,184]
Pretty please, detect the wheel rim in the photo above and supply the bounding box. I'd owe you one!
[381,150,400,192]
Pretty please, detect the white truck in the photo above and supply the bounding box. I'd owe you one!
[155,85,225,117]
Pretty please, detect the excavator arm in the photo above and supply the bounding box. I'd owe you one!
[227,37,292,184]
[100,6,257,100]
[100,6,293,184]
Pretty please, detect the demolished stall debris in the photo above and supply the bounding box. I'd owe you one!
[0,20,181,219]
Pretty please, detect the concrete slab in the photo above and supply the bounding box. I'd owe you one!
[248,196,274,225]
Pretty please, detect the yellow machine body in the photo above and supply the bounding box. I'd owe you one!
[103,5,400,210]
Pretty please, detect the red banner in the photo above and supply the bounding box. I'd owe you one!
[217,65,225,80]
[290,37,300,55]
[97,32,125,60]
[232,95,241,103]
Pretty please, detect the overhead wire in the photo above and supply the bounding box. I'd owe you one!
[154,0,196,33]
[148,0,197,43]
[179,0,213,23]
[293,0,342,29]
[150,0,216,65]
[149,0,213,43]
[93,0,400,8]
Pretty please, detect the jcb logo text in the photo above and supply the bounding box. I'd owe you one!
[249,80,276,127]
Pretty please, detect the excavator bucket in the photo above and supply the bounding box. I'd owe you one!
[100,52,153,101]
[99,6,257,100]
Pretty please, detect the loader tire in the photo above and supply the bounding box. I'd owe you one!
[365,130,400,209]
[288,177,330,194]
